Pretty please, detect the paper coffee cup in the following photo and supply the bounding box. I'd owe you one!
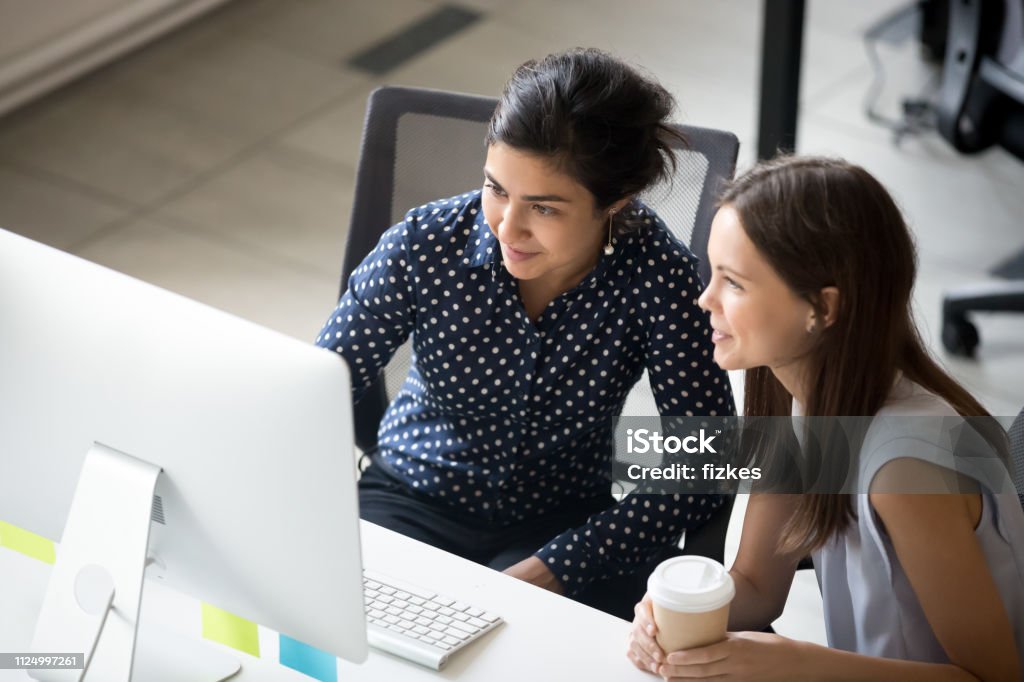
[647,556,735,652]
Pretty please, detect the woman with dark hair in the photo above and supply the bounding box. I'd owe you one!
[627,156,1024,679]
[316,48,734,617]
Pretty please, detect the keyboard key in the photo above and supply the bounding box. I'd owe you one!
[399,618,416,630]
[466,607,484,618]
[415,616,433,627]
[370,600,388,611]
[409,596,426,606]
[442,636,462,647]
[429,621,447,632]
[451,620,476,635]
[377,595,394,604]
[452,612,469,622]
[393,599,410,610]
[468,616,488,629]
[365,588,379,599]
[365,580,381,590]
[386,606,403,617]
[444,627,470,641]
[413,626,430,636]
[438,606,455,616]
[368,609,385,620]
[480,612,500,623]
[422,602,440,612]
[451,602,471,612]
[436,615,453,625]
[406,605,423,615]
[395,591,411,600]
[378,586,396,595]
[425,630,446,641]
[363,571,437,600]
[433,597,455,607]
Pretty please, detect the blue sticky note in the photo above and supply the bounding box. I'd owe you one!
[279,635,337,682]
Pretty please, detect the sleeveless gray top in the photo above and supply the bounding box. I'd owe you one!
[809,379,1024,667]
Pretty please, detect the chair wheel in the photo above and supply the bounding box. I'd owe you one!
[942,316,979,358]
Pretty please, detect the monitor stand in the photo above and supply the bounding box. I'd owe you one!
[28,443,240,681]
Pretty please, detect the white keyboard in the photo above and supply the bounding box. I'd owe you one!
[363,570,503,670]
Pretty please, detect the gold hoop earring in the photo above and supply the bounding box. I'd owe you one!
[604,210,616,256]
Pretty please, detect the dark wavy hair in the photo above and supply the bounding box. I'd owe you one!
[486,48,685,234]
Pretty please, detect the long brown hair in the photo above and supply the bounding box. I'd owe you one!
[722,156,993,554]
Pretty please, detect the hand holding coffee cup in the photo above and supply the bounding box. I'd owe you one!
[647,556,735,652]
[627,556,735,673]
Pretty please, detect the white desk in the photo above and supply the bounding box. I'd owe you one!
[0,521,650,681]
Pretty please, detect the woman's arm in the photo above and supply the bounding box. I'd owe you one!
[726,493,805,630]
[315,218,417,400]
[656,631,982,681]
[627,493,805,672]
[868,458,1020,681]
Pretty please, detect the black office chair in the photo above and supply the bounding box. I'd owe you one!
[337,85,741,569]
[935,0,1024,356]
[1010,406,1024,509]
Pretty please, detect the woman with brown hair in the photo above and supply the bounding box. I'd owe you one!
[626,156,1024,680]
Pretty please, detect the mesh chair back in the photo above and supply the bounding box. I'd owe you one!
[1010,407,1024,510]
[339,85,739,451]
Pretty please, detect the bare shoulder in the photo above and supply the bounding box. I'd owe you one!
[869,458,981,532]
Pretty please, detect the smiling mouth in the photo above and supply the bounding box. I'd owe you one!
[711,329,732,343]
[502,243,539,262]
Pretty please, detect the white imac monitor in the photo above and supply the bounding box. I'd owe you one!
[0,228,367,680]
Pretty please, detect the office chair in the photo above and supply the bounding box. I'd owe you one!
[936,0,1024,357]
[1011,406,1024,509]
[337,85,740,568]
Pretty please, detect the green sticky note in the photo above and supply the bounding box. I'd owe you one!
[0,521,56,564]
[201,603,260,657]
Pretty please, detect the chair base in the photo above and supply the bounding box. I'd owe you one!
[941,280,1024,358]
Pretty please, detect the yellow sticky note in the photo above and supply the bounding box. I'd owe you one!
[201,603,260,657]
[0,521,56,564]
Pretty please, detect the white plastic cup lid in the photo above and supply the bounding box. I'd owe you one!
[647,556,735,613]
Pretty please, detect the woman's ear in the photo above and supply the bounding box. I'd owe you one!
[818,286,840,328]
[609,196,633,215]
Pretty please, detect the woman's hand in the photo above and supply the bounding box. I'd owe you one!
[656,631,809,681]
[502,556,564,594]
[627,595,667,674]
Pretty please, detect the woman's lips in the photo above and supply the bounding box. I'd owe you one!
[502,243,539,263]
[711,329,732,343]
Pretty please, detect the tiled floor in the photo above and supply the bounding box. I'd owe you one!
[3,0,1023,645]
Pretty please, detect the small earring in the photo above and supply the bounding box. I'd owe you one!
[604,210,616,256]
[807,317,817,334]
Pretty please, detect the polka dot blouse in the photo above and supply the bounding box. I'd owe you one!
[316,190,735,595]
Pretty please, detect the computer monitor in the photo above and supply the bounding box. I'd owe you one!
[0,228,367,680]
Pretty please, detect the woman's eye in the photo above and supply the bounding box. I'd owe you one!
[532,204,556,216]
[725,277,743,291]
[484,183,507,197]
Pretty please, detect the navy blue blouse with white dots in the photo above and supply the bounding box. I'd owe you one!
[316,189,735,596]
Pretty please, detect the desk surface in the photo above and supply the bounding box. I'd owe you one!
[0,521,649,681]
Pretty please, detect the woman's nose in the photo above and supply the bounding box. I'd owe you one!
[697,283,714,312]
[498,205,528,242]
